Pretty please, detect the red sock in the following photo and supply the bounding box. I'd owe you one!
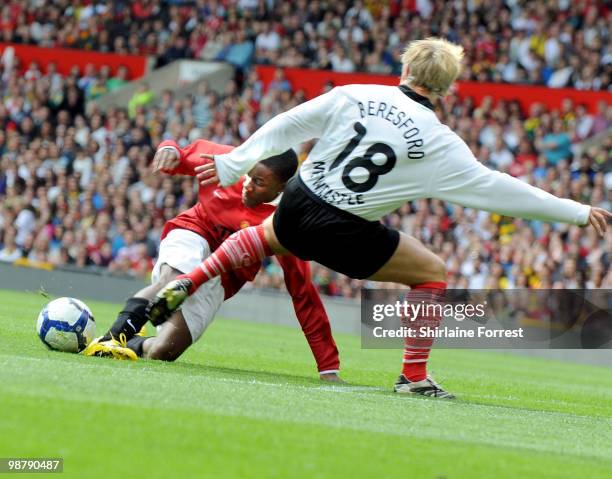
[180,224,272,293]
[401,281,446,382]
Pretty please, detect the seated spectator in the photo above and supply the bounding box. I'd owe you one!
[538,119,572,165]
[329,45,355,72]
[255,22,281,54]
[490,137,514,171]
[591,101,611,136]
[267,68,292,93]
[106,65,129,92]
[86,77,108,100]
[0,227,22,263]
[128,82,155,119]
[224,30,254,72]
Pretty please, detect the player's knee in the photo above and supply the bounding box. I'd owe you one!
[146,342,180,362]
[429,256,447,282]
[147,348,178,362]
[156,265,182,287]
[420,255,446,283]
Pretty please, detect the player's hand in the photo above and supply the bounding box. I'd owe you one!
[196,154,219,186]
[587,207,611,237]
[152,148,180,173]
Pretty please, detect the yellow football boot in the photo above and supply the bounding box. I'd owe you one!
[83,333,138,361]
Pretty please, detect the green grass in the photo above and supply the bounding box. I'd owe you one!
[1,289,611,479]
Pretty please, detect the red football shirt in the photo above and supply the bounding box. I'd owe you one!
[155,139,339,373]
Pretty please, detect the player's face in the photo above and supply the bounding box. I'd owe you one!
[242,163,284,207]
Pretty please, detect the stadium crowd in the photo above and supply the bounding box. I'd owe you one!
[0,1,611,297]
[0,0,610,90]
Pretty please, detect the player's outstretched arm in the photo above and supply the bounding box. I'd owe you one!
[277,255,341,377]
[153,140,234,176]
[197,87,342,187]
[430,134,610,234]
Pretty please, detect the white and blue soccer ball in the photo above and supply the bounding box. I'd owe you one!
[36,297,96,353]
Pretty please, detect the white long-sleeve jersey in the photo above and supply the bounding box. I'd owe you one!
[214,84,590,225]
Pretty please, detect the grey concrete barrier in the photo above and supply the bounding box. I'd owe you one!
[90,60,234,113]
[0,262,359,333]
[0,262,146,303]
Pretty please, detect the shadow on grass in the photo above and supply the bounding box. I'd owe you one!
[165,360,334,386]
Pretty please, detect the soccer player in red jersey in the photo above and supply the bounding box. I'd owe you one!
[85,139,341,381]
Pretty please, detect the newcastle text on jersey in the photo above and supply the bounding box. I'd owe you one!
[311,161,365,206]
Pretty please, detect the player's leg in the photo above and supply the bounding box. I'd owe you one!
[107,265,180,341]
[126,311,193,361]
[101,268,223,362]
[143,313,191,360]
[367,232,446,285]
[149,180,452,396]
[103,263,191,360]
[140,267,224,361]
[148,215,285,323]
[86,229,218,359]
[184,217,281,287]
[260,214,449,393]
[369,232,454,399]
[83,263,181,359]
[261,214,289,254]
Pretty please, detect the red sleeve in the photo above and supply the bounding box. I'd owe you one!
[220,263,260,300]
[277,255,340,373]
[156,139,235,176]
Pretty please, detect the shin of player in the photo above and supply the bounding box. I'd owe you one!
[143,224,272,327]
[177,224,271,294]
[400,282,447,383]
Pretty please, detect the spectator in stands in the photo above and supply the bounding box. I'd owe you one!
[255,21,280,56]
[0,227,21,263]
[224,30,255,72]
[490,137,514,171]
[538,119,573,165]
[267,68,292,94]
[128,82,155,119]
[107,65,129,92]
[591,101,611,136]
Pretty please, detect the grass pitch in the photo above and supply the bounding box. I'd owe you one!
[1,289,611,479]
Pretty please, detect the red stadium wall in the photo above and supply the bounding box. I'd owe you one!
[256,65,611,114]
[0,43,149,79]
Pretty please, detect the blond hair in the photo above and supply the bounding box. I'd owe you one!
[401,37,464,98]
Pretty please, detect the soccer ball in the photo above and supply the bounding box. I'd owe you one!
[36,297,96,353]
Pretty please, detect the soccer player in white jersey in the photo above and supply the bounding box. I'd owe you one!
[149,38,611,399]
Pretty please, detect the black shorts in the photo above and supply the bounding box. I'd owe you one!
[273,176,400,279]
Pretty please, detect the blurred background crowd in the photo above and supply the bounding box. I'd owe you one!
[1,0,610,88]
[0,0,610,297]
